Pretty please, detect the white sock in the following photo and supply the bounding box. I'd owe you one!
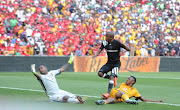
[67,98,80,103]
[103,73,107,78]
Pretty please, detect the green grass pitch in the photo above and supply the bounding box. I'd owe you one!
[0,72,180,110]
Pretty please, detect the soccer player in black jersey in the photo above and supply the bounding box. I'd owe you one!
[92,31,130,99]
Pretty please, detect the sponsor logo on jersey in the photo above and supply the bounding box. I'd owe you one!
[106,50,118,52]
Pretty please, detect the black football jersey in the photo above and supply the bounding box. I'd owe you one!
[100,40,124,63]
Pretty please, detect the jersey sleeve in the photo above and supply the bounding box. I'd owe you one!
[99,40,108,50]
[134,89,141,98]
[39,74,45,80]
[49,69,61,76]
[118,41,124,48]
[99,43,104,50]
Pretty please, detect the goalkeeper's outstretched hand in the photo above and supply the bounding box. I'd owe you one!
[31,64,36,75]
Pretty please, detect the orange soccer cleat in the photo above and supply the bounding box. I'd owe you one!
[114,77,117,87]
[102,93,109,99]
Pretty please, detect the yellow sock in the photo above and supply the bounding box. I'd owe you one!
[121,94,129,101]
[104,101,107,104]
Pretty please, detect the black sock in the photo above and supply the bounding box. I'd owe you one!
[107,80,114,94]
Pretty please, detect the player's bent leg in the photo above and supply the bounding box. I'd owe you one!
[115,91,124,99]
[62,96,69,102]
[98,72,110,79]
[98,64,111,79]
[62,95,85,104]
[105,97,119,104]
[98,72,104,77]
[60,90,85,104]
[49,94,65,102]
[115,91,138,105]
[95,98,118,105]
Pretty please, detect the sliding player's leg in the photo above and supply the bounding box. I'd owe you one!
[115,91,138,105]
[49,91,85,104]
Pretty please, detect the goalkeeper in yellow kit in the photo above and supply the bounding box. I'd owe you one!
[95,76,163,105]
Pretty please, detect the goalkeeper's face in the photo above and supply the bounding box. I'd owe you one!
[39,65,48,75]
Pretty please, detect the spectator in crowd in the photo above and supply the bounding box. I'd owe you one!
[0,0,179,57]
[75,45,82,56]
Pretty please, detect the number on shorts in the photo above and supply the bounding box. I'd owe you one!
[112,67,119,76]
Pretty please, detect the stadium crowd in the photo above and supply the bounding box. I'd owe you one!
[0,0,180,57]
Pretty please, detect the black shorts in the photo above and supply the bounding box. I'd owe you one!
[98,62,121,77]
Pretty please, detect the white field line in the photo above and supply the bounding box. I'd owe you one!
[147,102,180,107]
[0,86,180,107]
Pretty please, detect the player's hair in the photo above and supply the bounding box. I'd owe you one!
[106,31,114,38]
[130,76,136,84]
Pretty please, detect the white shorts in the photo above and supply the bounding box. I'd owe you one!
[48,90,76,102]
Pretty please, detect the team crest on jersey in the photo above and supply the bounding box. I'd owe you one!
[123,87,128,92]
[103,40,108,47]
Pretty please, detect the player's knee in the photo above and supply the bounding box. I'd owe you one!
[98,72,103,77]
[109,75,114,80]
[62,96,69,102]
[115,91,124,98]
[111,73,117,78]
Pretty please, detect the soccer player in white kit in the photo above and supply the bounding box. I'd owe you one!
[31,53,85,104]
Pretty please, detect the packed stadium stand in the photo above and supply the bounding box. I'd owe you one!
[0,0,179,56]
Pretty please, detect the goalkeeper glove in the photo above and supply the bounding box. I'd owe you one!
[31,64,36,75]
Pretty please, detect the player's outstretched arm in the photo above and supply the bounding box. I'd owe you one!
[92,49,102,59]
[118,41,130,51]
[139,97,163,102]
[31,64,41,79]
[60,52,74,72]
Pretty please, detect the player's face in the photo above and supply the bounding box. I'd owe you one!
[126,77,135,87]
[39,65,48,74]
[105,34,113,42]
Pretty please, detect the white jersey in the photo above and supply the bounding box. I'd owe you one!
[40,69,61,96]
[39,69,76,102]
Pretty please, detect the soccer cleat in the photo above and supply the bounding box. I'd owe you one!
[114,77,117,87]
[68,52,74,64]
[76,96,85,104]
[125,99,138,105]
[102,93,109,99]
[95,100,105,105]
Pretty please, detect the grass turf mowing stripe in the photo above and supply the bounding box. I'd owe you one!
[0,86,180,107]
